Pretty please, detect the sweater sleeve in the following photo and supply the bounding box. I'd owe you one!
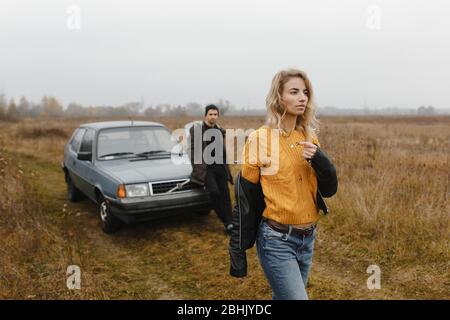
[241,131,261,184]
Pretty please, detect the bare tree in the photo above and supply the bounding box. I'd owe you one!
[418,105,436,115]
[0,94,6,119]
[42,96,63,117]
[18,96,31,117]
[185,102,203,116]
[66,102,86,117]
[7,98,18,120]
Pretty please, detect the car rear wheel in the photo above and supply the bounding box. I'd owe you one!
[67,174,84,202]
[98,195,122,234]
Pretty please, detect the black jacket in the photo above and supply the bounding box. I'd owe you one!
[188,121,233,186]
[228,147,338,277]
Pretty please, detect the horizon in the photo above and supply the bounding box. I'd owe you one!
[1,93,449,111]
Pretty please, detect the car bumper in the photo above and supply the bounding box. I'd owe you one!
[106,189,212,224]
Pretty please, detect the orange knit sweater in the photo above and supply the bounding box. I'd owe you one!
[241,126,321,225]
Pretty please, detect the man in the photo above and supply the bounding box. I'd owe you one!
[189,104,234,234]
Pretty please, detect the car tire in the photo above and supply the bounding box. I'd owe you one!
[67,174,84,202]
[98,195,122,234]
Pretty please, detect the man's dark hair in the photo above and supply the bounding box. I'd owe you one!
[205,104,219,116]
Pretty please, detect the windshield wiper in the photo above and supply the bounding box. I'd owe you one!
[137,150,171,156]
[137,150,184,157]
[99,152,138,158]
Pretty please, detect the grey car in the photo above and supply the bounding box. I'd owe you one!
[62,121,211,233]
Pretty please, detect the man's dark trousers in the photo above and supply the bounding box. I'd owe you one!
[205,164,232,227]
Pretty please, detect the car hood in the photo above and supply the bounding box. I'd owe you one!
[96,155,193,184]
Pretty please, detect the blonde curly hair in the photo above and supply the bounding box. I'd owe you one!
[265,68,320,141]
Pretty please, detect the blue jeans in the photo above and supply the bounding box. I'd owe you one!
[256,219,317,300]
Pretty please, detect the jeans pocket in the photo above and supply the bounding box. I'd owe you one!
[263,223,288,241]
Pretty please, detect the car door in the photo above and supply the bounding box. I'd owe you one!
[66,128,86,190]
[76,128,96,201]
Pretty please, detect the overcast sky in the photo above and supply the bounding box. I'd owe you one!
[1,0,449,109]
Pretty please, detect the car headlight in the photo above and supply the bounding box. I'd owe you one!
[124,183,150,197]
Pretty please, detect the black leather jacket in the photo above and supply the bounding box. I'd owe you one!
[228,147,338,277]
[189,121,233,186]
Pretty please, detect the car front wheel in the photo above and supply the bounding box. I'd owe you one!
[98,195,122,234]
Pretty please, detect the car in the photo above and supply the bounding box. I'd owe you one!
[62,120,212,233]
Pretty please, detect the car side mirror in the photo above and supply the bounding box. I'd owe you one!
[77,152,92,161]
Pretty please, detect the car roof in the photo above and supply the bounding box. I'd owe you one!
[79,121,165,130]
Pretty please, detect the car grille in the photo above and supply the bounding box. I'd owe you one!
[150,179,200,195]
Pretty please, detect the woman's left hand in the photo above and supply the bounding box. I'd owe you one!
[298,141,318,160]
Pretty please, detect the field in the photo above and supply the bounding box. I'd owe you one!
[0,115,449,299]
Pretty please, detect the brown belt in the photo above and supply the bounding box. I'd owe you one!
[265,218,316,238]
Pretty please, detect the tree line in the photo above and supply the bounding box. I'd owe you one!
[1,94,442,120]
[0,95,239,120]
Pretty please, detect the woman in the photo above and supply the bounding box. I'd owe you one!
[229,68,338,300]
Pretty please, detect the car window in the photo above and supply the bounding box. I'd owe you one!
[97,126,176,159]
[79,129,94,153]
[145,127,174,150]
[70,128,86,153]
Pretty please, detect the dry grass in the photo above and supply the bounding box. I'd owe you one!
[0,150,70,299]
[17,125,69,140]
[0,115,448,299]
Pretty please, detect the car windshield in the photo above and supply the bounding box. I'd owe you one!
[97,126,178,160]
